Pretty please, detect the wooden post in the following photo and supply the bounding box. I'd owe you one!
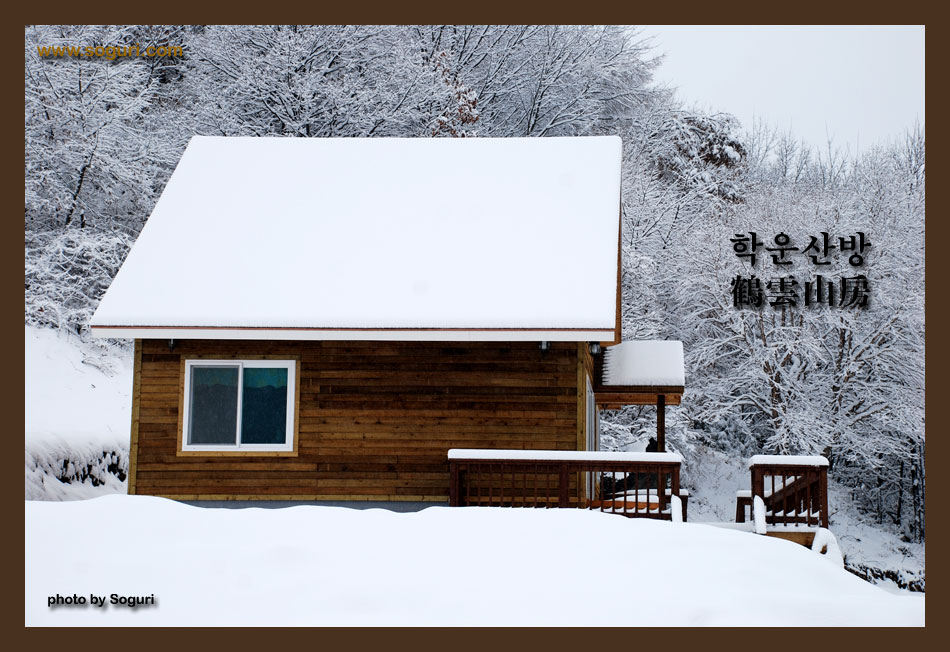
[671,465,686,522]
[656,394,666,452]
[657,469,666,514]
[559,463,569,508]
[819,466,829,529]
[805,472,813,527]
[449,461,459,507]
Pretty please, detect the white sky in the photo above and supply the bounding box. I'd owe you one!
[638,25,925,154]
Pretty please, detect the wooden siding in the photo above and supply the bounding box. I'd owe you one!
[576,342,595,450]
[133,340,582,501]
[576,343,586,454]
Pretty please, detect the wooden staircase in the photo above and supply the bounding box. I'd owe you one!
[736,455,830,546]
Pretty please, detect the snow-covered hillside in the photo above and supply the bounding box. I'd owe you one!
[25,496,923,626]
[24,326,132,500]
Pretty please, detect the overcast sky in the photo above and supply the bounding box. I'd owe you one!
[638,25,925,155]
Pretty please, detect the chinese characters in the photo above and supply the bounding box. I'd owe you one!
[729,232,871,309]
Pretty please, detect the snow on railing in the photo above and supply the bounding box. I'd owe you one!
[670,494,683,524]
[448,449,683,463]
[748,455,829,468]
[753,496,768,535]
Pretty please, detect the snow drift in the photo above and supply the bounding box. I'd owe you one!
[25,496,924,626]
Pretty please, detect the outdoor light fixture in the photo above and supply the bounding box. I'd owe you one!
[589,343,602,355]
[168,338,176,352]
[539,341,550,351]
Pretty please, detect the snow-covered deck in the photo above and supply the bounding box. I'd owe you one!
[448,448,685,520]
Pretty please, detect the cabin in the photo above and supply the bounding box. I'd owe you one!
[90,135,687,506]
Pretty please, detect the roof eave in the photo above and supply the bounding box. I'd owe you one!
[89,326,617,342]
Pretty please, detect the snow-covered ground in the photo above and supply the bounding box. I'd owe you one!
[24,326,132,500]
[25,496,923,626]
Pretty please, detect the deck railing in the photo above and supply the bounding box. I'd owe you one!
[740,455,829,529]
[448,449,686,521]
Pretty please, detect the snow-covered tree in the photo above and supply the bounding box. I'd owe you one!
[25,25,185,231]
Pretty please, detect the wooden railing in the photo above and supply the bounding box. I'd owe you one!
[740,455,829,529]
[448,449,686,521]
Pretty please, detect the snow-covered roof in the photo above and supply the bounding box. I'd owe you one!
[748,455,830,468]
[601,340,685,386]
[90,135,622,341]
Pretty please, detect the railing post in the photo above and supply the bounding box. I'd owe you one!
[559,462,569,508]
[657,467,667,514]
[449,460,459,507]
[752,466,763,525]
[819,466,829,529]
[805,470,813,527]
[671,464,682,521]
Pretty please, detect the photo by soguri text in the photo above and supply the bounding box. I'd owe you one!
[47,593,157,609]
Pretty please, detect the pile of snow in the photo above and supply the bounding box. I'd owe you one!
[25,326,132,500]
[602,340,685,386]
[25,496,924,626]
[812,528,844,567]
[753,495,768,535]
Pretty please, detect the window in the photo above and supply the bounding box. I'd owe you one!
[181,359,297,452]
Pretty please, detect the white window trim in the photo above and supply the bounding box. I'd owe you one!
[181,359,296,452]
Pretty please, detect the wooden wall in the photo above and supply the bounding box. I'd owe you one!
[131,339,586,501]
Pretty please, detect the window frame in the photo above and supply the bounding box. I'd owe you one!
[178,357,299,455]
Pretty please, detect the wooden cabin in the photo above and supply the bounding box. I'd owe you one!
[90,135,682,504]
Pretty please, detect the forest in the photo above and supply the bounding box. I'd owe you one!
[25,25,925,543]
